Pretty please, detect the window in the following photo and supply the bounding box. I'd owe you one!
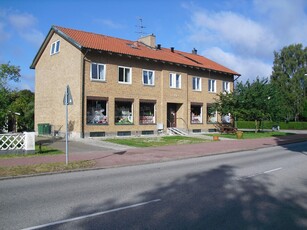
[140,102,155,124]
[191,104,202,124]
[87,99,108,125]
[170,73,181,88]
[118,66,131,83]
[223,81,230,93]
[207,104,217,123]
[192,77,201,91]
[91,63,106,81]
[143,70,155,86]
[115,101,133,124]
[208,79,216,92]
[50,40,60,55]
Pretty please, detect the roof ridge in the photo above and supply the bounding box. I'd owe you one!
[53,25,136,44]
[45,25,240,76]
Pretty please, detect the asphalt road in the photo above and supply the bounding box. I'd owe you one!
[1,142,307,230]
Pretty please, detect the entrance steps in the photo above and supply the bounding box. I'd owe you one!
[167,127,188,136]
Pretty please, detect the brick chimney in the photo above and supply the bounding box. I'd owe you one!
[138,34,156,48]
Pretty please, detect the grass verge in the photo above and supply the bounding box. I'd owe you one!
[0,145,63,159]
[0,160,96,178]
[105,136,209,147]
[207,131,294,139]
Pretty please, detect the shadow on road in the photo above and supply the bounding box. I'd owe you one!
[59,165,307,229]
[274,135,307,155]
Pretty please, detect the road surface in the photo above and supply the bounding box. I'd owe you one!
[1,142,307,229]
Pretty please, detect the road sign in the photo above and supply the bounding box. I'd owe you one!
[63,85,73,165]
[63,85,73,105]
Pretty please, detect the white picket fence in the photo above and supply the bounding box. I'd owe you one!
[0,132,35,153]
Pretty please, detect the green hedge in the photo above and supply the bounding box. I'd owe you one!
[237,121,307,130]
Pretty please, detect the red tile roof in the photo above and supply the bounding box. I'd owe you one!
[50,25,240,76]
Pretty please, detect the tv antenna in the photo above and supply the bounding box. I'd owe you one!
[136,17,146,37]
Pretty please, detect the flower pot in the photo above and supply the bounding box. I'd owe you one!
[236,131,243,139]
[213,135,219,141]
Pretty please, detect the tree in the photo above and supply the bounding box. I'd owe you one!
[8,90,34,131]
[0,62,21,89]
[271,44,307,121]
[0,63,34,132]
[214,78,278,132]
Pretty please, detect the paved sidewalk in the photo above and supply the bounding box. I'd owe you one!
[0,134,306,169]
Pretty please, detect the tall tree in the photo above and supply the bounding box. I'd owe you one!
[0,62,21,89]
[0,63,21,131]
[271,44,307,121]
[8,90,34,131]
[214,78,278,132]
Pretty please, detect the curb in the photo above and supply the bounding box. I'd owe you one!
[1,138,306,180]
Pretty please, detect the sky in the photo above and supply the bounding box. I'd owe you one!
[0,0,307,91]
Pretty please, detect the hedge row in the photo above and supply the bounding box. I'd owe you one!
[237,121,307,130]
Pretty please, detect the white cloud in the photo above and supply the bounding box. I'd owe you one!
[187,9,278,59]
[7,12,44,47]
[8,13,37,30]
[93,18,124,29]
[183,0,307,82]
[203,47,272,82]
[253,0,307,46]
[0,22,10,42]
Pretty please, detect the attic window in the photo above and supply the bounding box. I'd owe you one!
[50,40,60,55]
[127,43,139,49]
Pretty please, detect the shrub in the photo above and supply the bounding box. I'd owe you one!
[237,121,307,130]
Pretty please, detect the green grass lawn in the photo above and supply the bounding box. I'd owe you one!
[105,135,209,147]
[0,160,96,177]
[0,145,63,159]
[207,131,294,139]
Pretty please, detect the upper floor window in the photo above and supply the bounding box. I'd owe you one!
[208,79,216,93]
[91,63,106,81]
[143,69,155,86]
[192,77,201,91]
[50,40,60,55]
[170,73,181,89]
[118,66,131,84]
[223,81,230,93]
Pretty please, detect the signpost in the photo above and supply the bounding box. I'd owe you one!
[63,85,73,165]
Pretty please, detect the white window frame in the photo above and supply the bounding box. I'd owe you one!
[208,79,216,93]
[223,81,230,93]
[50,40,60,55]
[192,77,201,91]
[170,73,181,89]
[91,63,106,81]
[118,66,132,84]
[142,69,155,86]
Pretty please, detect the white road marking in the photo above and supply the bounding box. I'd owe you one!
[235,167,283,180]
[264,167,282,174]
[22,199,161,230]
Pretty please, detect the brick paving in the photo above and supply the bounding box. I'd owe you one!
[0,134,306,169]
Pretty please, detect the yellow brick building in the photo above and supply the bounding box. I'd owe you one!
[31,26,240,138]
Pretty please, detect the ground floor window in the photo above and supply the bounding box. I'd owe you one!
[191,104,202,124]
[115,101,133,125]
[87,99,108,125]
[207,104,217,123]
[140,102,155,124]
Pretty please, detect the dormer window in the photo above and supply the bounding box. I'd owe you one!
[50,40,60,55]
